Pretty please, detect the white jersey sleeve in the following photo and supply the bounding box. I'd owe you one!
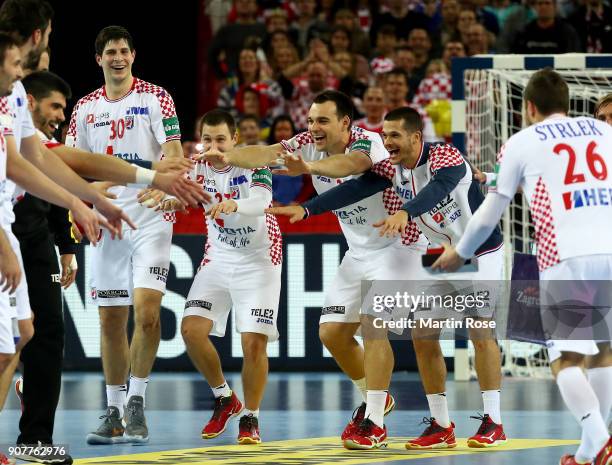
[146,86,181,145]
[489,140,523,199]
[65,99,91,151]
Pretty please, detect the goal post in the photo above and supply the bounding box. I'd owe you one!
[450,54,612,379]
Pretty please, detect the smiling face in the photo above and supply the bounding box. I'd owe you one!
[96,38,135,85]
[273,120,294,142]
[382,119,422,166]
[201,123,237,153]
[307,100,350,152]
[0,46,23,97]
[30,90,67,139]
[239,49,259,76]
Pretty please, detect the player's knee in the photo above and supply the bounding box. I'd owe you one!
[412,336,441,355]
[135,311,160,333]
[100,312,127,336]
[181,318,200,344]
[241,333,268,360]
[470,337,498,353]
[319,323,347,351]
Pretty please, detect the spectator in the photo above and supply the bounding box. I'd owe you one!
[457,8,478,43]
[330,25,352,54]
[466,23,492,55]
[354,86,386,134]
[237,114,265,146]
[266,30,294,56]
[407,28,433,85]
[496,0,537,52]
[384,68,439,142]
[511,0,581,53]
[441,39,466,72]
[484,0,523,29]
[264,7,290,33]
[208,0,266,78]
[439,0,462,44]
[370,0,430,42]
[425,59,448,77]
[568,0,612,52]
[281,38,347,81]
[218,48,285,121]
[393,45,421,100]
[270,44,300,79]
[371,24,398,60]
[333,8,372,58]
[289,0,331,53]
[462,0,501,34]
[267,115,308,205]
[334,51,369,112]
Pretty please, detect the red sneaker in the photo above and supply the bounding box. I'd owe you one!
[0,452,15,465]
[467,413,507,448]
[343,419,388,450]
[559,454,592,465]
[405,417,457,449]
[201,391,244,439]
[594,436,611,465]
[15,377,23,413]
[341,393,395,440]
[237,414,261,444]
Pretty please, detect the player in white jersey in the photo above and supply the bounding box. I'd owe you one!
[270,106,507,450]
[66,26,187,445]
[159,110,280,444]
[435,69,612,465]
[208,90,427,448]
[595,94,612,126]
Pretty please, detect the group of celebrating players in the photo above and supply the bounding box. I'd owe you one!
[0,1,610,465]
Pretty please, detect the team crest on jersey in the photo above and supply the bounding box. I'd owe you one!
[126,106,149,115]
[86,114,94,124]
[125,115,134,130]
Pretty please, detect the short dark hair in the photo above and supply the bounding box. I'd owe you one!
[523,68,569,116]
[594,93,612,118]
[0,32,19,65]
[385,67,409,85]
[239,114,260,127]
[312,90,354,126]
[267,114,296,144]
[0,0,53,45]
[200,109,236,136]
[95,26,135,56]
[22,71,72,101]
[385,107,424,134]
[378,24,397,37]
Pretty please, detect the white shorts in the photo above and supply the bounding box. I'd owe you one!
[413,247,505,321]
[4,227,31,320]
[183,260,281,341]
[91,222,173,307]
[320,242,428,325]
[540,254,612,362]
[0,292,16,354]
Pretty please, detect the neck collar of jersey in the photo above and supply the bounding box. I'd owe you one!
[543,112,568,121]
[406,140,425,169]
[208,161,232,173]
[103,77,136,102]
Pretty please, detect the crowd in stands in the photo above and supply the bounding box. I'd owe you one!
[199,0,611,206]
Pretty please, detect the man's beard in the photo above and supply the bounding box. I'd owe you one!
[24,48,44,72]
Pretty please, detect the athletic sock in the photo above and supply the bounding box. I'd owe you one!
[364,390,387,428]
[211,381,232,399]
[243,409,259,418]
[482,390,502,425]
[351,377,367,402]
[587,367,612,423]
[556,367,609,462]
[106,384,127,417]
[426,392,451,428]
[127,375,149,405]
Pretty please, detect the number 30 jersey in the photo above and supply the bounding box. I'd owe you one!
[491,114,612,270]
[66,77,181,226]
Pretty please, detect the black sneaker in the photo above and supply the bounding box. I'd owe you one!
[86,406,126,444]
[12,442,73,464]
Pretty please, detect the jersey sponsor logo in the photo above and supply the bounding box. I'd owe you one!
[230,175,248,186]
[149,266,169,283]
[96,289,129,298]
[15,97,24,107]
[184,299,212,310]
[252,308,275,325]
[114,152,142,160]
[562,187,612,210]
[212,224,256,235]
[350,139,372,155]
[126,106,149,115]
[252,169,272,188]
[86,114,95,124]
[51,273,61,283]
[88,112,110,124]
[395,186,413,200]
[334,205,368,225]
[163,116,180,137]
[94,120,112,128]
[534,119,603,141]
[322,305,345,315]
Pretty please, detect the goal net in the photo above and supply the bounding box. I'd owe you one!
[454,55,612,378]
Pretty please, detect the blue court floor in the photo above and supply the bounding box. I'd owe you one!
[0,372,582,464]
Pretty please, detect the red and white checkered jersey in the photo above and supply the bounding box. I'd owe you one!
[66,77,180,227]
[281,126,421,255]
[0,81,37,228]
[492,114,612,271]
[192,161,281,266]
[354,117,384,135]
[412,73,452,108]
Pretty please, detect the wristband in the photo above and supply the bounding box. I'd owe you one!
[131,160,153,169]
[303,207,310,219]
[127,167,156,187]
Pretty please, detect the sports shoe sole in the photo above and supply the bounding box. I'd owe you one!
[343,439,388,450]
[86,433,128,445]
[238,436,262,445]
[201,406,244,439]
[123,434,149,444]
[405,441,457,450]
[467,438,507,448]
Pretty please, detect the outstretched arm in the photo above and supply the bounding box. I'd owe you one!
[276,151,373,178]
[204,144,283,169]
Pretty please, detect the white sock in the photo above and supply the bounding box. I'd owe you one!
[106,384,127,417]
[364,390,387,428]
[556,367,609,462]
[211,381,232,399]
[588,367,612,423]
[127,375,149,405]
[482,390,502,424]
[243,409,259,418]
[351,377,367,402]
[426,393,450,428]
